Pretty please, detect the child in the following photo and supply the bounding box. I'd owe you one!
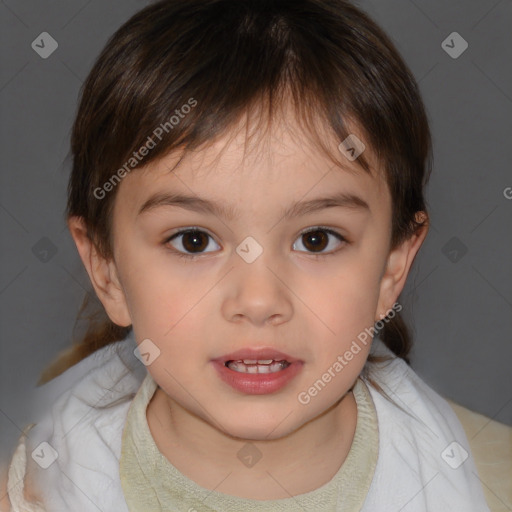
[2,0,491,510]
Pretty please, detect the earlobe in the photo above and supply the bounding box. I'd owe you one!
[67,216,132,327]
[376,212,429,321]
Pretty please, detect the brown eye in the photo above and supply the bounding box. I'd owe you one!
[293,228,346,255]
[181,231,209,252]
[302,230,328,252]
[166,229,219,256]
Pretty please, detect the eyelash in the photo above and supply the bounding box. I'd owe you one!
[163,226,348,260]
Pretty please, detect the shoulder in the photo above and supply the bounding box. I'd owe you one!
[365,347,469,454]
[29,329,147,454]
[362,338,491,510]
[5,331,146,510]
[27,330,147,435]
[1,424,46,512]
[29,330,145,414]
[447,398,512,511]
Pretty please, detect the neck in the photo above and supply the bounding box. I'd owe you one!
[146,385,358,500]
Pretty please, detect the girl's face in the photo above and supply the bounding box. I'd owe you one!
[103,116,415,440]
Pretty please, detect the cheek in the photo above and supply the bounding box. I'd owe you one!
[118,247,205,332]
[123,270,214,367]
[307,262,381,330]
[298,256,383,369]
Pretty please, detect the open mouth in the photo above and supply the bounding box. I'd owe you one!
[213,352,303,394]
[225,359,291,374]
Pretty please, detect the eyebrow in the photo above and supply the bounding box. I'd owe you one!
[137,191,370,220]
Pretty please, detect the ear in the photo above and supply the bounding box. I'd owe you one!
[67,216,132,327]
[375,212,429,322]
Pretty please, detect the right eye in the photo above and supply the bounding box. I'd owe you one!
[164,228,220,258]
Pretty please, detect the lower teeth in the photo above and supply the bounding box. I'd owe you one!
[226,360,290,374]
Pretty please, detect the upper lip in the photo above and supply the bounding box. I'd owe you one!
[213,348,301,364]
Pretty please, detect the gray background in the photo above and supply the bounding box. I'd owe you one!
[1,0,511,469]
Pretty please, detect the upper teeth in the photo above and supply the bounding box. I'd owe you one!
[226,359,290,374]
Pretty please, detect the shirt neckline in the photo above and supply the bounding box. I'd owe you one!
[120,372,379,512]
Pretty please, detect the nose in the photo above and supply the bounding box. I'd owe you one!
[221,252,294,327]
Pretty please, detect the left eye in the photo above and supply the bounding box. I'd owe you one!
[164,227,346,257]
[292,228,346,254]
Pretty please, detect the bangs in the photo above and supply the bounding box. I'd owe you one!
[69,0,431,254]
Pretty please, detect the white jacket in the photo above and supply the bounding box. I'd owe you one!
[6,330,490,511]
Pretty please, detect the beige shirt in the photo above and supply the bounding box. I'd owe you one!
[119,373,379,512]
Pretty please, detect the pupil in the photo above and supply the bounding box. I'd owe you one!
[303,230,327,252]
[183,231,208,252]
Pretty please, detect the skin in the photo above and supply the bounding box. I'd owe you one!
[68,110,428,500]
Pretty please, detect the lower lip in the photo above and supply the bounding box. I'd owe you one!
[211,360,303,395]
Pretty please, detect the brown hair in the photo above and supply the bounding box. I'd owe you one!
[38,0,432,385]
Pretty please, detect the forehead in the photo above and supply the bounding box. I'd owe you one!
[115,113,391,222]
